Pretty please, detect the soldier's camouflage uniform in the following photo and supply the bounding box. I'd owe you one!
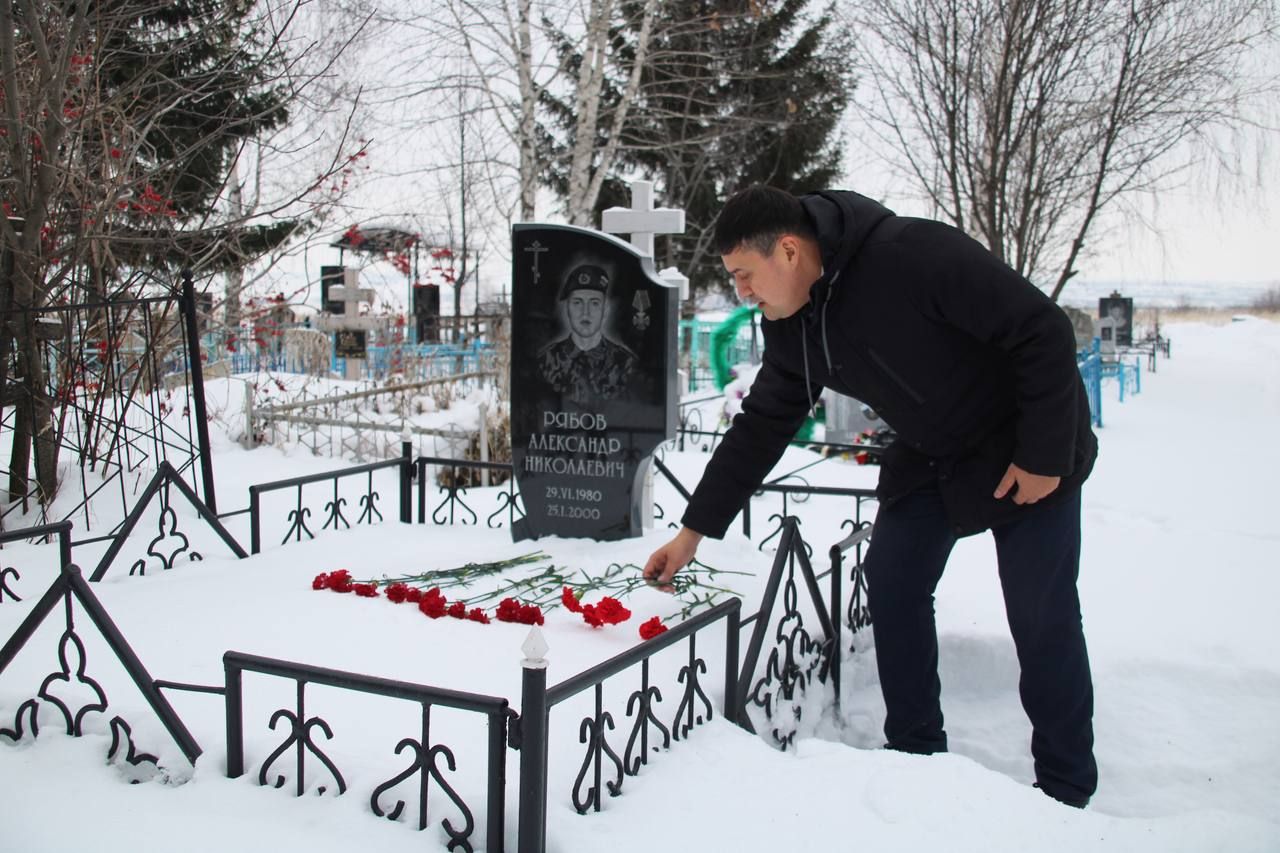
[538,337,636,404]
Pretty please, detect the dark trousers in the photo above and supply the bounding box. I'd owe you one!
[864,487,1097,803]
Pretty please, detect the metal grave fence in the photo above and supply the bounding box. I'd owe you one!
[0,444,878,853]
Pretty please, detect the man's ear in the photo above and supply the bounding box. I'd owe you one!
[779,235,799,265]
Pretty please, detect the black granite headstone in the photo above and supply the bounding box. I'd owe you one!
[510,224,678,541]
[320,265,347,315]
[1098,295,1133,347]
[413,283,441,343]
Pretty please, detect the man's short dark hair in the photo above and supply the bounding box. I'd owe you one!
[713,185,816,256]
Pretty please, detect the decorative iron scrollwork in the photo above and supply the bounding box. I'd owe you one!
[323,482,350,531]
[432,481,478,526]
[357,472,383,525]
[758,513,813,558]
[843,520,873,636]
[622,660,670,775]
[747,555,828,750]
[572,684,625,814]
[107,716,160,773]
[0,698,39,742]
[425,744,476,852]
[672,637,713,741]
[259,707,347,796]
[283,485,315,545]
[129,485,202,576]
[370,738,425,822]
[357,491,383,525]
[368,706,477,851]
[38,626,108,735]
[0,566,20,602]
[487,488,523,528]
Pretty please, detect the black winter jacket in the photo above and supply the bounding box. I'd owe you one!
[682,191,1097,539]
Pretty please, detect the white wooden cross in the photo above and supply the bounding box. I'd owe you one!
[601,180,689,301]
[601,180,690,529]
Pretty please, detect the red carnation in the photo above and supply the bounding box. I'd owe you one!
[405,587,424,603]
[496,598,544,625]
[580,596,631,629]
[561,586,583,613]
[385,583,411,603]
[312,572,330,590]
[447,600,467,619]
[353,583,379,598]
[418,588,447,618]
[467,608,490,624]
[327,570,354,593]
[598,597,631,623]
[639,616,668,640]
[581,604,604,628]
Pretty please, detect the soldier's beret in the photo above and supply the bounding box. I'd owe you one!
[558,264,609,300]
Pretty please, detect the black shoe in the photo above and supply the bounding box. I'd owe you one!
[882,740,948,756]
[1034,782,1089,809]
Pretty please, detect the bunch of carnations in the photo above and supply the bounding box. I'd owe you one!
[313,571,514,625]
[313,569,378,597]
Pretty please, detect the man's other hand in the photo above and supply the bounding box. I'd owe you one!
[642,527,704,592]
[994,463,1061,505]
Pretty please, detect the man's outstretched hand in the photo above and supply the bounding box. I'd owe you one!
[642,527,704,593]
[994,463,1060,505]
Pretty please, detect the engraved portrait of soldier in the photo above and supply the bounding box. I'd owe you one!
[538,263,638,404]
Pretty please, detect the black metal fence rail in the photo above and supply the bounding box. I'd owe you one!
[744,480,879,547]
[651,450,878,550]
[819,522,874,717]
[247,455,411,554]
[0,562,202,769]
[674,425,889,458]
[415,455,522,529]
[0,276,215,531]
[736,517,875,749]
[224,650,510,853]
[2,450,881,849]
[516,598,742,853]
[0,521,72,602]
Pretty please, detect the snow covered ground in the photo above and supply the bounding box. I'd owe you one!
[2,318,1279,852]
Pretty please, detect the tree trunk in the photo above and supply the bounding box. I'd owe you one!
[224,156,246,331]
[516,0,537,220]
[565,0,614,224]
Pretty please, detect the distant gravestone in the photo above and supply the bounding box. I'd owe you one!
[1097,316,1118,360]
[1062,306,1098,352]
[510,224,678,541]
[1099,293,1134,347]
[314,279,381,380]
[824,392,881,444]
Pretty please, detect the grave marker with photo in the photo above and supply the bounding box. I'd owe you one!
[509,224,678,541]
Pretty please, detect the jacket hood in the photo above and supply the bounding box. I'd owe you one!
[799,190,895,312]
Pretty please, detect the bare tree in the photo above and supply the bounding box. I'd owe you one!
[0,0,364,506]
[849,0,1278,299]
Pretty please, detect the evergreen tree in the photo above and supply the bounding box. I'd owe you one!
[0,0,305,504]
[86,0,298,273]
[537,0,854,298]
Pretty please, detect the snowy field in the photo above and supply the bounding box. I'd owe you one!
[2,317,1279,852]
